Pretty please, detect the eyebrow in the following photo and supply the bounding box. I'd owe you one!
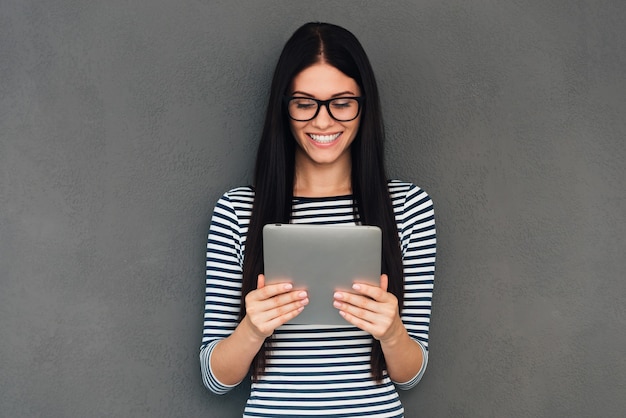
[291,90,357,98]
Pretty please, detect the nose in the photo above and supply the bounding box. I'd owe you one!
[311,103,334,129]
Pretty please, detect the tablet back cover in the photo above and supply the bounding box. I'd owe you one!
[263,223,381,325]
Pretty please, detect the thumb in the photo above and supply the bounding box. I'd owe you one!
[257,274,265,289]
[380,274,389,292]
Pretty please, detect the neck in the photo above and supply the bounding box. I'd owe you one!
[294,155,352,197]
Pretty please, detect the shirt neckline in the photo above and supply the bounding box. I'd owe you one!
[292,194,353,202]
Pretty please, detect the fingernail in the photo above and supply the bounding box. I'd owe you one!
[284,283,293,290]
[333,301,342,308]
[298,291,308,298]
[352,284,361,290]
[334,292,343,299]
[301,298,309,306]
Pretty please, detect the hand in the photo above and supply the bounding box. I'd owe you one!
[333,274,405,343]
[243,274,308,340]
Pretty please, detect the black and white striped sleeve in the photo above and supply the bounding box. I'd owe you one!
[199,191,246,394]
[394,182,436,389]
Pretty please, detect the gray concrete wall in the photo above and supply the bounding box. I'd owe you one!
[1,1,625,417]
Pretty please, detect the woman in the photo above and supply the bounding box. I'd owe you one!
[200,22,436,417]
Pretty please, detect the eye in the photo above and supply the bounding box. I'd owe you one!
[331,99,356,109]
[291,98,316,109]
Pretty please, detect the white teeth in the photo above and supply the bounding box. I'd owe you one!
[309,133,341,143]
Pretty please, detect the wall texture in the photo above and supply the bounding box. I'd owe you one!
[1,1,625,417]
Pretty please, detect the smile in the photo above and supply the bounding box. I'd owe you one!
[308,133,341,144]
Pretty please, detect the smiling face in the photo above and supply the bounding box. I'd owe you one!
[288,63,362,171]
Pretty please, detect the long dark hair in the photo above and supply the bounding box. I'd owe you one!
[240,22,404,382]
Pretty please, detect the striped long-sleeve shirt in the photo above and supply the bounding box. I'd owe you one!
[200,180,436,417]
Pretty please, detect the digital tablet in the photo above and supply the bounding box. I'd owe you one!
[263,223,382,325]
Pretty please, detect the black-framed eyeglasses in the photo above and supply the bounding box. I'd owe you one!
[284,96,364,122]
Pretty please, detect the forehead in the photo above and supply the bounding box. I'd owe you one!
[291,63,360,97]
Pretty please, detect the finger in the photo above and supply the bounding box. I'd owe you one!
[379,274,388,292]
[257,274,265,289]
[338,308,397,341]
[334,291,376,313]
[350,282,388,302]
[338,309,375,332]
[334,296,377,322]
[262,303,306,331]
[251,281,296,301]
[267,297,309,321]
[247,288,308,317]
[251,296,308,333]
[272,290,309,310]
[246,300,306,338]
[334,290,397,323]
[335,298,397,338]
